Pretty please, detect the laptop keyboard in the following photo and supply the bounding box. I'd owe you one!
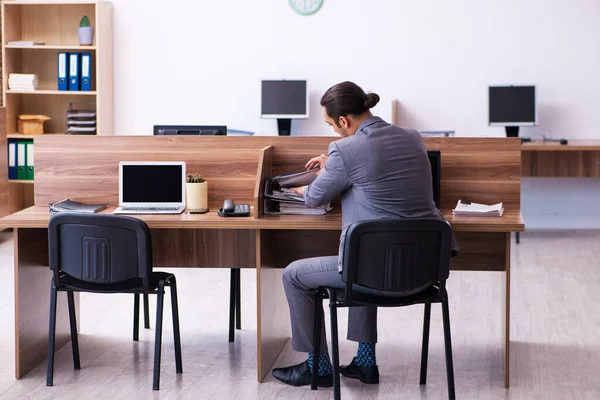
[120,207,180,211]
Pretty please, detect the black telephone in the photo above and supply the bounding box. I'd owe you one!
[218,199,250,217]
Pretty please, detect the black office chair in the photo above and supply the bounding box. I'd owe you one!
[310,218,456,400]
[46,213,182,390]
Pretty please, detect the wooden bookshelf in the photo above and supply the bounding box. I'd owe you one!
[1,0,113,135]
[1,0,113,214]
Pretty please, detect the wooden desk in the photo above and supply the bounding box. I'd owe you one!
[522,140,600,177]
[0,136,524,388]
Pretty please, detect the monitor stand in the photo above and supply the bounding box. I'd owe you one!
[277,119,292,136]
[505,126,519,137]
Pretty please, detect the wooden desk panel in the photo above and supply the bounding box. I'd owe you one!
[34,136,264,206]
[14,228,77,378]
[522,150,600,177]
[151,229,256,268]
[522,140,600,177]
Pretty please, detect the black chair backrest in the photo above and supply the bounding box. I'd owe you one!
[48,213,153,290]
[342,218,453,296]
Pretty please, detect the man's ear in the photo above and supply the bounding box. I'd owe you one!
[339,116,349,129]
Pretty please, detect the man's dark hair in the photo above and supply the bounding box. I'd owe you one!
[320,81,380,125]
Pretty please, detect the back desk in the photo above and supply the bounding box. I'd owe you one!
[0,136,524,387]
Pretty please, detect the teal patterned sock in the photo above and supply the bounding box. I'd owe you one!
[355,342,377,367]
[307,352,333,376]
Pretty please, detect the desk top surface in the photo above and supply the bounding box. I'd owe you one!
[0,206,525,232]
[522,140,600,151]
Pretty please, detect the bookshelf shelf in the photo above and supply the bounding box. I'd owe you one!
[8,133,65,139]
[9,180,35,184]
[6,44,97,50]
[6,90,97,96]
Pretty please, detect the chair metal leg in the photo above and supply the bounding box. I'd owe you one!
[67,291,81,370]
[133,293,140,341]
[229,269,236,342]
[442,297,456,400]
[420,302,432,385]
[143,293,150,329]
[310,291,323,390]
[328,289,341,400]
[46,281,58,386]
[153,280,165,391]
[235,269,241,330]
[169,278,183,374]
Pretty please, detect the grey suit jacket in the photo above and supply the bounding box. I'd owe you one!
[304,116,458,271]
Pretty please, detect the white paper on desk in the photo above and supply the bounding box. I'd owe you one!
[452,200,504,217]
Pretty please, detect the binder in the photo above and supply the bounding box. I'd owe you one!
[8,141,17,179]
[26,142,34,180]
[17,141,27,180]
[68,52,80,91]
[80,52,91,91]
[58,52,67,91]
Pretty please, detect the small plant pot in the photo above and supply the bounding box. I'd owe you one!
[78,27,94,45]
[186,181,208,212]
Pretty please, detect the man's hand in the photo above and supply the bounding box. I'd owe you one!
[305,154,328,175]
[289,186,307,197]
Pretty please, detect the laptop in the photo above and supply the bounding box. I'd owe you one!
[113,161,186,214]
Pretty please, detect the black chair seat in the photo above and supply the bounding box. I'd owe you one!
[58,271,175,294]
[310,218,456,400]
[46,213,182,391]
[322,285,441,308]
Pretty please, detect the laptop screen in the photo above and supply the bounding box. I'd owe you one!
[122,165,183,203]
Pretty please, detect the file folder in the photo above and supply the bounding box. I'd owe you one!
[58,52,68,91]
[68,52,80,91]
[17,141,27,180]
[80,52,91,91]
[8,141,17,179]
[26,142,34,180]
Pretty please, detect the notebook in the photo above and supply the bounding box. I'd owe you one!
[49,199,107,214]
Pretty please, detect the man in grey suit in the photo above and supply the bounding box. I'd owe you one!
[272,81,457,388]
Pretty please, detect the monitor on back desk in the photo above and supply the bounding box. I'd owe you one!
[113,161,186,214]
[153,125,227,136]
[428,150,441,209]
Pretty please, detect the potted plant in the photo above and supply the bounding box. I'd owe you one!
[78,16,94,45]
[186,174,208,212]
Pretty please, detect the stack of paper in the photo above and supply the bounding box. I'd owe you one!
[66,103,97,134]
[264,169,332,215]
[8,74,38,91]
[7,41,46,46]
[452,200,504,217]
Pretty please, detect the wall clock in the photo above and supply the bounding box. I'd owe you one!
[289,0,324,16]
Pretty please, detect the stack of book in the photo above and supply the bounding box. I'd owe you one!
[264,169,332,215]
[452,200,504,217]
[8,73,38,91]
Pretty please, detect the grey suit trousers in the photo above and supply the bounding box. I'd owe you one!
[282,256,377,353]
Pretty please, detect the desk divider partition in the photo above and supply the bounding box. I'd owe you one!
[1,135,523,387]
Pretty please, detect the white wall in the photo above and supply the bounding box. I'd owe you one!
[112,0,600,138]
[111,0,600,228]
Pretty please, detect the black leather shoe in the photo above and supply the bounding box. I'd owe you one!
[272,360,333,387]
[340,357,380,384]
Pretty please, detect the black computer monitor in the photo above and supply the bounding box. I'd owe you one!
[428,150,441,209]
[153,125,227,136]
[261,80,308,136]
[488,85,536,137]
